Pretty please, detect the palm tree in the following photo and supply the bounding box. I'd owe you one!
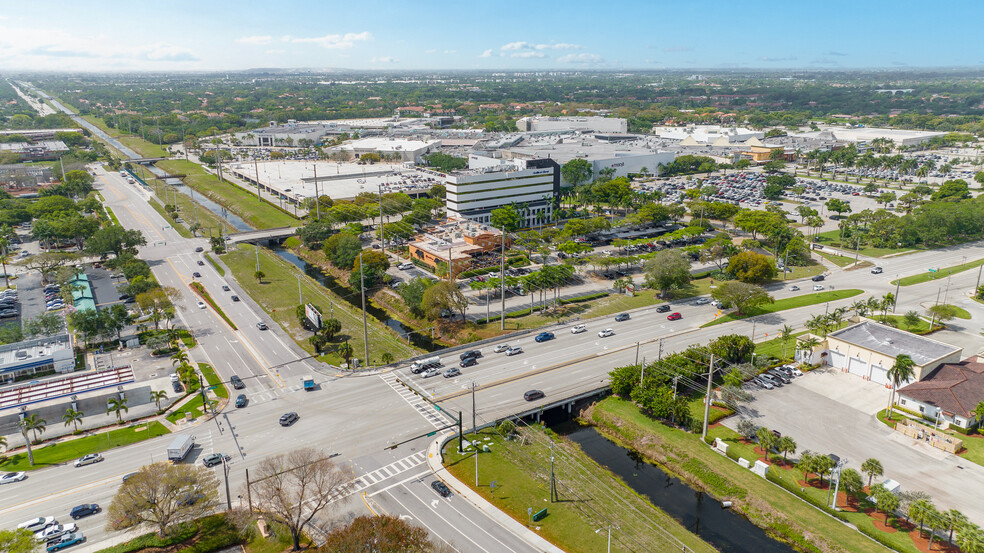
[887,354,916,417]
[779,325,794,359]
[62,408,84,433]
[23,413,47,443]
[945,509,967,545]
[107,397,129,425]
[956,524,984,553]
[17,420,34,466]
[798,336,821,363]
[380,352,395,365]
[0,434,6,452]
[909,499,934,538]
[170,350,189,367]
[861,458,883,488]
[151,390,168,412]
[777,436,797,462]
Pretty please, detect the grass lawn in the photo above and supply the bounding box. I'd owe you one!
[81,115,169,158]
[443,428,716,553]
[0,422,169,471]
[892,257,984,287]
[702,289,864,327]
[167,395,206,423]
[243,518,310,553]
[93,514,242,553]
[221,244,419,366]
[157,160,300,229]
[204,254,225,277]
[592,397,908,553]
[754,330,807,360]
[131,165,237,237]
[813,230,920,258]
[816,249,858,268]
[871,314,940,335]
[148,198,193,239]
[199,363,228,399]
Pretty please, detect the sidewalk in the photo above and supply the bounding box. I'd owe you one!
[426,436,564,553]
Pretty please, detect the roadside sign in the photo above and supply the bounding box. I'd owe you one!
[928,268,937,273]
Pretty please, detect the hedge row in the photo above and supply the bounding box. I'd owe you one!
[558,292,609,304]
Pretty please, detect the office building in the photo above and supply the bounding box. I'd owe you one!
[440,156,559,228]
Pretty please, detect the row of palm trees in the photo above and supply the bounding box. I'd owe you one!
[469,264,577,320]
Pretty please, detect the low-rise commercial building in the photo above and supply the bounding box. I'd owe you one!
[897,357,984,430]
[235,120,338,147]
[0,141,69,161]
[517,115,627,134]
[335,137,441,162]
[407,218,509,274]
[0,334,74,384]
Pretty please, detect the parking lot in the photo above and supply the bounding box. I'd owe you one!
[728,367,984,521]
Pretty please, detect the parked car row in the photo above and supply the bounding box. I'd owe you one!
[0,288,19,318]
[750,365,803,390]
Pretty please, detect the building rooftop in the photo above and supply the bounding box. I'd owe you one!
[898,357,984,418]
[503,133,668,164]
[339,137,440,152]
[0,334,73,375]
[828,321,961,367]
[793,126,947,143]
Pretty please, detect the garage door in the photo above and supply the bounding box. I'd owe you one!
[828,351,847,369]
[848,356,868,378]
[870,365,889,386]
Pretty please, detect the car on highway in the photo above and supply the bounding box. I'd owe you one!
[256,322,268,330]
[443,367,461,378]
[493,344,511,353]
[614,313,630,322]
[812,274,825,282]
[524,389,545,401]
[871,266,883,274]
[279,412,299,426]
[667,312,682,321]
[197,260,205,266]
[235,394,248,408]
[0,471,26,484]
[73,453,103,468]
[46,532,84,552]
[656,305,671,313]
[422,367,441,378]
[431,480,452,497]
[788,285,800,291]
[68,505,99,520]
[193,272,201,278]
[534,331,555,342]
[813,284,824,291]
[505,346,523,356]
[195,247,204,252]
[36,524,76,542]
[231,295,240,302]
[694,298,710,305]
[221,285,230,291]
[459,350,482,361]
[230,375,244,389]
[202,453,225,468]
[571,324,587,334]
[459,357,478,368]
[598,328,615,338]
[19,518,56,533]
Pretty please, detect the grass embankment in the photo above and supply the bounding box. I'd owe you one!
[592,397,903,553]
[816,249,861,268]
[813,230,920,258]
[872,314,941,335]
[190,282,237,330]
[80,115,169,159]
[221,244,419,366]
[157,159,300,229]
[702,289,864,327]
[0,422,169,471]
[443,427,716,553]
[892,257,984,286]
[92,514,242,553]
[130,164,236,238]
[104,206,121,225]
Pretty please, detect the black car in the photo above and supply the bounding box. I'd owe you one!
[656,305,671,313]
[812,274,825,282]
[70,504,100,520]
[221,285,231,292]
[172,381,183,393]
[231,295,240,302]
[230,375,244,389]
[195,247,204,253]
[460,357,478,368]
[197,260,205,266]
[615,313,630,322]
[459,350,482,361]
[235,394,248,408]
[431,480,452,498]
[192,272,201,278]
[279,412,299,426]
[524,390,545,401]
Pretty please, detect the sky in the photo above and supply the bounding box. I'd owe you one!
[1,0,982,72]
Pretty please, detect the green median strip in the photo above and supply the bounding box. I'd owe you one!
[892,258,984,286]
[198,363,228,398]
[701,289,864,327]
[0,422,169,471]
[190,282,238,330]
[204,253,225,277]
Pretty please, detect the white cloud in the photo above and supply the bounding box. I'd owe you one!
[480,49,493,58]
[424,49,437,54]
[558,53,603,64]
[290,31,371,49]
[663,46,693,53]
[371,56,399,63]
[534,43,580,51]
[501,41,581,53]
[443,49,456,54]
[265,49,286,55]
[236,35,272,46]
[501,41,529,51]
[510,51,546,59]
[137,43,200,62]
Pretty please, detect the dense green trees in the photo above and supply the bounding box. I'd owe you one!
[643,250,691,298]
[561,158,593,186]
[726,251,777,283]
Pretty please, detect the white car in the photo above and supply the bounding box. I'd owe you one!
[782,364,804,377]
[18,517,55,532]
[74,453,103,468]
[710,300,724,308]
[694,297,710,305]
[788,285,800,291]
[571,324,587,334]
[813,284,824,291]
[0,471,26,484]
[421,367,441,378]
[598,328,615,338]
[505,346,523,356]
[196,301,207,309]
[36,524,77,542]
[493,344,511,353]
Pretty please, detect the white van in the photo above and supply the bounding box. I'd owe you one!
[398,262,414,271]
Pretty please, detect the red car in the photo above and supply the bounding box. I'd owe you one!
[667,312,682,321]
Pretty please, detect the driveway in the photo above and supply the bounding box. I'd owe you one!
[726,368,984,522]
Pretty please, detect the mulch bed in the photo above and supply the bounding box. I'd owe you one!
[908,527,960,553]
[870,515,899,534]
[797,477,831,491]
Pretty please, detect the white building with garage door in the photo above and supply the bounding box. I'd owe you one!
[815,321,962,386]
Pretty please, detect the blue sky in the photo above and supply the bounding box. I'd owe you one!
[1,0,982,72]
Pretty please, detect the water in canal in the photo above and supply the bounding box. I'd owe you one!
[273,248,440,352]
[561,424,796,553]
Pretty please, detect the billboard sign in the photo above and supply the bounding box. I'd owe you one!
[304,303,323,330]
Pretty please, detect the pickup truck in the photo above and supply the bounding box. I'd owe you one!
[302,376,315,391]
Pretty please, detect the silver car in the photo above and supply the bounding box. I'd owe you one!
[73,453,103,468]
[505,346,523,356]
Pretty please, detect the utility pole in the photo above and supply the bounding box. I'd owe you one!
[471,381,477,433]
[313,165,321,220]
[255,247,260,273]
[658,338,663,361]
[378,183,385,258]
[500,230,506,331]
[634,341,640,365]
[359,252,369,366]
[701,355,715,440]
[549,442,557,502]
[894,274,901,311]
[943,272,952,304]
[254,158,261,201]
[297,274,303,305]
[245,468,253,512]
[977,263,984,295]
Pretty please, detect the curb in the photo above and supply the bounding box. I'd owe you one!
[427,436,565,553]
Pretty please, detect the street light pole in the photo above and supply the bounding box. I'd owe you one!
[359,252,369,367]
